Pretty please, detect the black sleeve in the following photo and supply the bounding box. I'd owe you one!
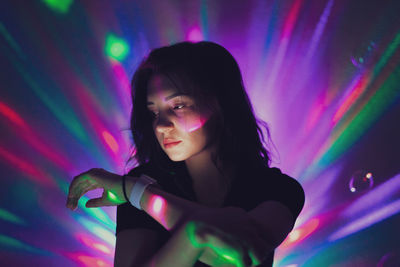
[254,167,305,220]
[116,202,166,235]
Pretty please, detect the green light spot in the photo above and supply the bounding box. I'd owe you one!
[105,34,130,61]
[42,0,74,14]
[0,208,26,225]
[0,234,47,254]
[108,191,117,201]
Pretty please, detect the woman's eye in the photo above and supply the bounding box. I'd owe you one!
[173,104,185,110]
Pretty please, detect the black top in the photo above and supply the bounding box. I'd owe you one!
[116,161,305,266]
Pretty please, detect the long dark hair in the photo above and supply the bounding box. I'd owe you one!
[129,41,272,172]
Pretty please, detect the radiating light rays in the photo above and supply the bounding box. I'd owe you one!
[304,0,334,63]
[109,59,133,114]
[0,234,49,255]
[67,193,116,232]
[5,53,90,146]
[342,173,400,218]
[75,216,116,247]
[0,146,56,187]
[0,208,26,226]
[329,199,400,242]
[263,0,304,96]
[3,11,131,173]
[0,102,26,128]
[0,22,26,60]
[75,233,114,256]
[298,163,344,223]
[332,74,368,125]
[299,33,400,182]
[0,102,75,173]
[65,252,112,267]
[0,1,399,266]
[199,0,210,41]
[74,85,125,169]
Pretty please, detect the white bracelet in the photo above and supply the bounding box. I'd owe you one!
[129,174,157,210]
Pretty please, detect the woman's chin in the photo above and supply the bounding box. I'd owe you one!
[165,153,188,162]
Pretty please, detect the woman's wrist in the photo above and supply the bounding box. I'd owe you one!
[123,177,136,204]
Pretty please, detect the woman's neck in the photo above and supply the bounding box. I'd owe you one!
[184,147,230,194]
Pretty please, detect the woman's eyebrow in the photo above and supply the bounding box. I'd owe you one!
[147,93,187,105]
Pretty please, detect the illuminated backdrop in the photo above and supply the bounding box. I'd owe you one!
[0,0,399,266]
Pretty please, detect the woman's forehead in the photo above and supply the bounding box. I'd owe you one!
[147,74,185,99]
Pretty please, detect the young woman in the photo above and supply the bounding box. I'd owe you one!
[66,41,305,267]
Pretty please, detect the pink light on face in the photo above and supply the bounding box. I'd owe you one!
[186,116,207,133]
[102,130,119,153]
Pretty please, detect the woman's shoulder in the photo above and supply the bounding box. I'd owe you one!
[253,165,305,218]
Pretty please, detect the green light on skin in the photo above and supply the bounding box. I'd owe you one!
[107,191,118,202]
[185,222,246,267]
[105,34,130,61]
[42,0,74,14]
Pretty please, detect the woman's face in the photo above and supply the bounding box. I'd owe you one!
[146,74,213,161]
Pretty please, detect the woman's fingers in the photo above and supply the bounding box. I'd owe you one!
[199,226,252,267]
[66,172,103,210]
[243,234,269,266]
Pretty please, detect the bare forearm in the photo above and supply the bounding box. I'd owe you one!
[141,222,204,267]
[137,182,204,231]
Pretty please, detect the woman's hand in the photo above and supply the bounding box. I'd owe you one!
[188,207,269,267]
[66,168,133,210]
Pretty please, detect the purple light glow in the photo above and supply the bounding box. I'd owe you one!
[328,198,400,241]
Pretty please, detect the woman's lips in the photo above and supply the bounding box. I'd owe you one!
[163,140,182,149]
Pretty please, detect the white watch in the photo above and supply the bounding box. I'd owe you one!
[129,174,157,210]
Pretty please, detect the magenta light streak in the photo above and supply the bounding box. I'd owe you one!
[74,84,124,170]
[281,0,303,41]
[0,102,75,172]
[75,233,114,256]
[332,74,369,125]
[0,146,56,187]
[264,0,303,95]
[110,59,132,114]
[64,252,112,267]
[328,198,400,241]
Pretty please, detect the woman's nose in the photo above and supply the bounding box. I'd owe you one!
[155,114,174,133]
